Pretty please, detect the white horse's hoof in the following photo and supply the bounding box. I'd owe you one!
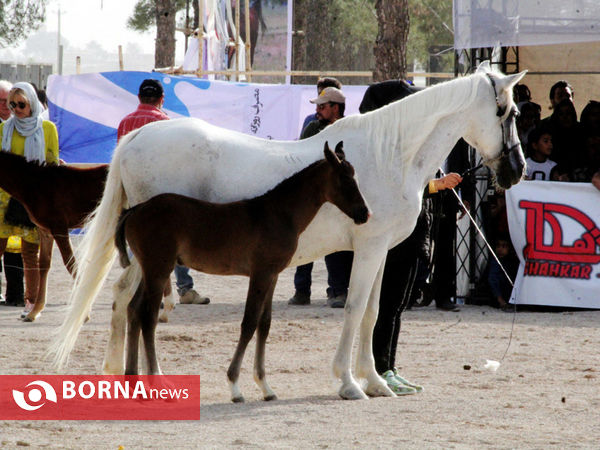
[158,312,169,323]
[339,382,369,400]
[365,378,396,397]
[232,395,245,403]
[264,394,277,401]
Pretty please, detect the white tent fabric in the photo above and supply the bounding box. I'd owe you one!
[454,0,600,50]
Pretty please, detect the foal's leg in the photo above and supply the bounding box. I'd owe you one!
[52,228,76,276]
[158,275,175,323]
[333,243,391,400]
[139,277,170,376]
[356,259,395,398]
[24,231,53,322]
[103,262,142,374]
[227,272,276,403]
[125,283,145,375]
[253,276,277,401]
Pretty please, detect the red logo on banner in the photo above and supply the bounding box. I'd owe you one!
[519,200,600,279]
[0,375,200,420]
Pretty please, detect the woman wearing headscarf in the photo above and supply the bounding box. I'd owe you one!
[0,81,59,318]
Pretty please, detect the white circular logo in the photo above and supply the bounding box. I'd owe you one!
[12,381,58,411]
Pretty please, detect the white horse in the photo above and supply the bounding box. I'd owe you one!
[50,62,526,401]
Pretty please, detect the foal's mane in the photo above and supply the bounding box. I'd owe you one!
[332,72,492,173]
[252,158,325,201]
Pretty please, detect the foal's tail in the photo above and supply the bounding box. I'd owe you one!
[115,207,136,268]
[49,132,136,369]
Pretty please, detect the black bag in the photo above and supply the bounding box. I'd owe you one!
[4,197,35,229]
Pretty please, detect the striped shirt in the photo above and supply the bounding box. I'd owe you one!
[117,103,169,141]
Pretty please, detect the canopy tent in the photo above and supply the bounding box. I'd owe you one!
[453,0,600,50]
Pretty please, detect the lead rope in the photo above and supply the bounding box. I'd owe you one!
[441,167,516,363]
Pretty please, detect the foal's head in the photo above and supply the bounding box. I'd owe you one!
[323,141,370,225]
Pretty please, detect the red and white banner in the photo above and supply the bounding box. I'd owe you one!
[0,375,200,420]
[506,180,600,309]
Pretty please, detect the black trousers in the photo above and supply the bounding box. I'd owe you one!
[3,252,24,305]
[372,233,419,374]
[293,251,353,297]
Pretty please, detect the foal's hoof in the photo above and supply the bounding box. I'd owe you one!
[231,395,245,403]
[264,394,277,401]
[158,313,169,323]
[22,312,40,322]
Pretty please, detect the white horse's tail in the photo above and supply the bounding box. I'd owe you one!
[49,133,134,369]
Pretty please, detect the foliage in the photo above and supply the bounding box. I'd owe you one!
[127,0,188,32]
[407,0,454,71]
[0,0,48,48]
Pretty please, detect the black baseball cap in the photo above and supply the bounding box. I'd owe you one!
[138,79,164,97]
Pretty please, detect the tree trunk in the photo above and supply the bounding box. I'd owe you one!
[154,0,177,68]
[291,0,307,84]
[373,0,409,82]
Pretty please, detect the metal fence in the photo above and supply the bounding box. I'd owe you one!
[0,63,53,89]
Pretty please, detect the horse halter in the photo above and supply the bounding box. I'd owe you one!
[486,73,521,159]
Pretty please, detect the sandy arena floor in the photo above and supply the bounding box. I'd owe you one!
[1,244,599,448]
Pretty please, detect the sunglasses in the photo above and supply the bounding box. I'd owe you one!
[9,101,28,110]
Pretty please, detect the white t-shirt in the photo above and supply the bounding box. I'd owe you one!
[525,157,557,181]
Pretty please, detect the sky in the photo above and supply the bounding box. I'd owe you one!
[0,0,188,73]
[46,0,157,54]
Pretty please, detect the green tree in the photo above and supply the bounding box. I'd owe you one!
[0,0,48,48]
[128,0,187,67]
[407,0,454,73]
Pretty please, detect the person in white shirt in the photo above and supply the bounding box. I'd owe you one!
[525,125,558,181]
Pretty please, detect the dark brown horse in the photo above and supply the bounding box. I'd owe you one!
[0,151,107,321]
[114,141,370,402]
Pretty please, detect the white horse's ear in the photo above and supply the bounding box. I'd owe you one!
[496,70,528,91]
[476,61,491,73]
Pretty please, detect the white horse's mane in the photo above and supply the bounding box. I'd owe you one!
[331,71,499,174]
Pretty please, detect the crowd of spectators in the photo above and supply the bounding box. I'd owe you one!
[483,80,600,309]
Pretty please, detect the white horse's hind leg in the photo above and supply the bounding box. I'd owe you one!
[333,244,387,400]
[102,262,142,374]
[357,260,395,397]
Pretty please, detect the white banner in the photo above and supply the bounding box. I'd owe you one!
[47,72,367,163]
[506,180,600,309]
[453,0,600,50]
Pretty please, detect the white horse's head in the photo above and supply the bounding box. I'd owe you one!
[463,61,527,189]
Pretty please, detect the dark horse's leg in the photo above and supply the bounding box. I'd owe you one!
[22,231,54,322]
[227,271,277,403]
[52,227,76,276]
[139,276,169,375]
[253,275,277,401]
[125,283,145,375]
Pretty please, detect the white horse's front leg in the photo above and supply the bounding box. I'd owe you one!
[103,263,142,375]
[333,244,388,400]
[356,259,395,397]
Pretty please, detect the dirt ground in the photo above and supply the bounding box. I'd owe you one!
[1,241,600,449]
